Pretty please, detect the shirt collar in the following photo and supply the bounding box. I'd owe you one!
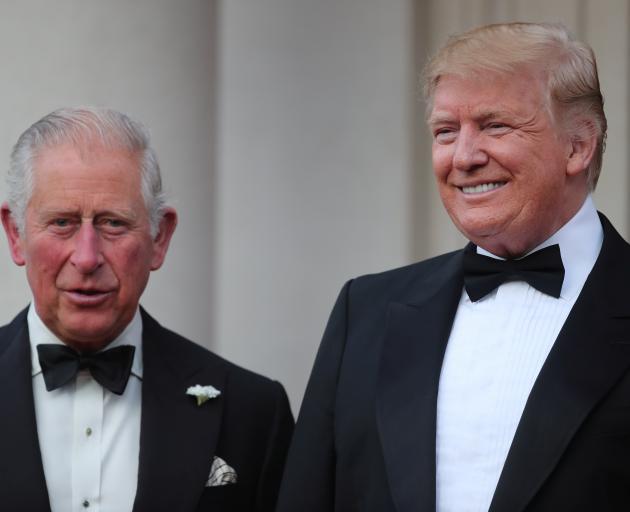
[477,195,603,299]
[28,305,144,380]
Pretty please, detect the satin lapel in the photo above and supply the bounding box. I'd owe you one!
[489,216,630,512]
[376,250,465,512]
[133,312,227,512]
[0,310,51,511]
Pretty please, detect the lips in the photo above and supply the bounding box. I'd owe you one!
[62,288,115,307]
[460,181,506,194]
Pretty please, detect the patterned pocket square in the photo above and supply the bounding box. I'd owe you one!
[206,456,238,487]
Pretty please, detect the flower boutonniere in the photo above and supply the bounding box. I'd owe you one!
[186,384,221,406]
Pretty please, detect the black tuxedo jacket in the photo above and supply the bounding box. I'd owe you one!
[277,214,630,511]
[0,308,293,512]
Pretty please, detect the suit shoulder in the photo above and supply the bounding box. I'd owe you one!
[153,325,291,423]
[142,310,286,399]
[355,250,462,282]
[347,249,463,299]
[0,309,29,355]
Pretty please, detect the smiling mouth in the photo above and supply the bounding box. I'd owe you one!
[460,181,506,194]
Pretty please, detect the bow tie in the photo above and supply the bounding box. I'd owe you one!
[37,344,136,395]
[463,244,565,302]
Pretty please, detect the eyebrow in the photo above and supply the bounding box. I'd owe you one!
[37,208,138,220]
[427,112,455,126]
[428,108,519,126]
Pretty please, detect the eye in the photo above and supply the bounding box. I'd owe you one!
[48,217,76,233]
[97,217,128,234]
[485,122,511,134]
[433,128,457,144]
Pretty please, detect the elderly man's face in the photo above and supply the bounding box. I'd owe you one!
[429,70,589,257]
[1,142,176,351]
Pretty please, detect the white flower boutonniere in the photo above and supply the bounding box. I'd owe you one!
[186,384,221,406]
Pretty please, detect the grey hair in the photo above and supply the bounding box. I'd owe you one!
[423,22,607,190]
[7,106,167,236]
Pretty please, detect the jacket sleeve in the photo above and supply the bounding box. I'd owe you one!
[275,280,352,511]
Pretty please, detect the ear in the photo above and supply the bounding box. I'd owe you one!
[150,207,178,271]
[1,203,26,266]
[566,120,598,177]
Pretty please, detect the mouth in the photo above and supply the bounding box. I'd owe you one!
[62,289,114,306]
[459,181,506,195]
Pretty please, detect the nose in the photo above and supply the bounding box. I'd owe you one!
[69,222,104,274]
[452,126,488,172]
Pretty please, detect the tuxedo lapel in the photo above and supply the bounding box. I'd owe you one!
[133,311,227,512]
[489,216,630,512]
[0,309,51,511]
[376,250,465,512]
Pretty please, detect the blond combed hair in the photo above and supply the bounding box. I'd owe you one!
[423,22,607,189]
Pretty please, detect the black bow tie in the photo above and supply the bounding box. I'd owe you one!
[37,344,136,395]
[463,244,565,302]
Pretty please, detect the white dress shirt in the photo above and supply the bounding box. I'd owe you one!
[435,196,603,512]
[29,306,143,512]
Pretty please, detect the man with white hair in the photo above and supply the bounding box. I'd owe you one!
[0,107,293,512]
[278,22,628,511]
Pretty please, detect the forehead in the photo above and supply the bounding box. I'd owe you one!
[33,141,141,184]
[29,142,145,210]
[429,70,549,123]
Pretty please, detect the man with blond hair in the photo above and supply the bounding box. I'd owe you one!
[0,107,293,511]
[277,22,627,511]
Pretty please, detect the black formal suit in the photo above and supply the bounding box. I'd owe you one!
[277,214,630,511]
[0,307,293,512]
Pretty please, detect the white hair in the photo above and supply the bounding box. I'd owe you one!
[7,106,167,236]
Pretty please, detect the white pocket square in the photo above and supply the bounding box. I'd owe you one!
[206,456,238,487]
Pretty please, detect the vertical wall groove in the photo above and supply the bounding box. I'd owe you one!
[576,0,587,38]
[411,0,432,260]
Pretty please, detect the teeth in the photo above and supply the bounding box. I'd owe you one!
[461,182,505,194]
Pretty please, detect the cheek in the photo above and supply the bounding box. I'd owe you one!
[523,160,566,199]
[106,242,154,287]
[432,145,451,180]
[24,243,66,282]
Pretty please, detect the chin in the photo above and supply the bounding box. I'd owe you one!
[58,317,119,349]
[451,204,518,235]
[454,218,502,243]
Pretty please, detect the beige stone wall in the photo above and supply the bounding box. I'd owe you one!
[0,1,626,413]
